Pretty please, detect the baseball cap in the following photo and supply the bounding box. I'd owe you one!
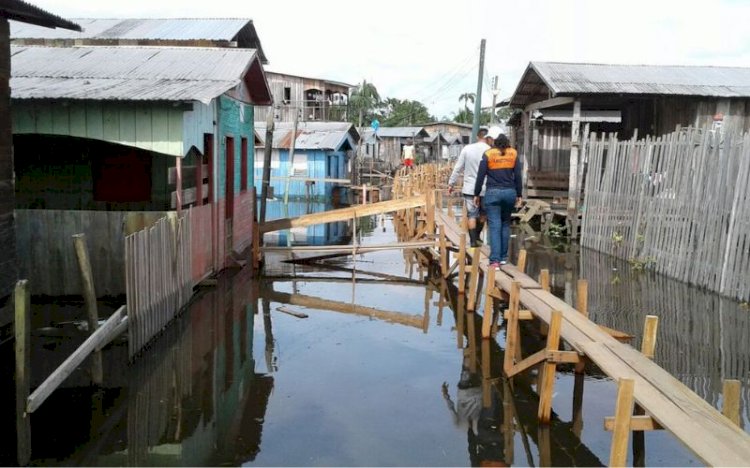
[487,126,503,139]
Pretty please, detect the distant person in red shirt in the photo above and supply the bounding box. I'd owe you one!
[402,140,415,168]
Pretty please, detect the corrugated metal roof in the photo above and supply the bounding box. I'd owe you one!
[534,62,750,98]
[10,45,260,104]
[256,122,359,150]
[540,110,622,123]
[376,126,429,138]
[11,17,247,40]
[1,0,80,31]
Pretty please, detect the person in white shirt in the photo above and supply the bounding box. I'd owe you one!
[402,140,416,169]
[448,128,490,247]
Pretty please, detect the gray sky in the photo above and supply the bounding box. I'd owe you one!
[29,0,750,119]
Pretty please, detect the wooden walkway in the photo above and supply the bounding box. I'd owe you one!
[258,163,750,466]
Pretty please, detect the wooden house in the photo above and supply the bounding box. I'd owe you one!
[254,71,354,123]
[509,61,750,204]
[422,121,473,144]
[10,44,272,296]
[254,122,359,200]
[375,127,431,169]
[0,1,79,302]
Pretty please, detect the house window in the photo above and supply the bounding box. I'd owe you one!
[292,153,308,176]
[283,87,291,104]
[241,137,248,192]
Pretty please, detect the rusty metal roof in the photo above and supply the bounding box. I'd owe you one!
[10,17,267,63]
[10,45,266,104]
[511,61,750,108]
[0,0,80,31]
[256,122,359,150]
[375,127,430,138]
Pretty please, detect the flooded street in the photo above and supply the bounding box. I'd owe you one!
[1,201,749,466]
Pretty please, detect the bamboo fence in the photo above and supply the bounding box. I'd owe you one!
[581,127,750,302]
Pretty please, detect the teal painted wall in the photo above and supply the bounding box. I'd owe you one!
[216,96,255,200]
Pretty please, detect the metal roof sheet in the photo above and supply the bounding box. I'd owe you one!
[256,122,358,150]
[534,62,750,98]
[1,0,80,31]
[11,17,248,40]
[375,127,429,138]
[10,45,260,104]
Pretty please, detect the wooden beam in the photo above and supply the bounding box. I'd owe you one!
[517,249,527,273]
[609,378,636,467]
[524,96,575,113]
[27,307,126,414]
[72,234,103,386]
[262,240,436,253]
[641,315,659,359]
[503,281,521,375]
[15,280,31,467]
[508,349,547,376]
[723,380,741,427]
[546,350,581,364]
[538,310,562,423]
[481,267,496,338]
[604,415,664,432]
[503,309,534,320]
[261,194,426,234]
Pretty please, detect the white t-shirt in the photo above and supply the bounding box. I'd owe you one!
[448,141,490,196]
[402,144,415,160]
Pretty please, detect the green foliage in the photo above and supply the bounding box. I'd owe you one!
[458,92,476,112]
[349,80,381,126]
[378,98,434,126]
[451,108,493,125]
[547,222,565,239]
[611,231,624,245]
[627,256,656,272]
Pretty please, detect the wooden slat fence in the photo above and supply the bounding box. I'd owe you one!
[581,127,750,302]
[125,211,193,358]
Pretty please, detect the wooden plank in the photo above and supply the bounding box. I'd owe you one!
[261,194,426,233]
[72,234,103,386]
[604,415,664,432]
[609,378,635,467]
[524,96,575,113]
[15,280,31,466]
[722,379,741,427]
[641,315,659,359]
[481,267,495,338]
[538,310,562,423]
[27,307,125,414]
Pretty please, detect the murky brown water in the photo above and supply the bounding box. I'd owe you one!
[1,201,748,466]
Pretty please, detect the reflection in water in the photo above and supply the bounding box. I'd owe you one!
[518,236,750,427]
[89,268,273,466]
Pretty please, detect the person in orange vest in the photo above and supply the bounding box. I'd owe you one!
[474,128,523,270]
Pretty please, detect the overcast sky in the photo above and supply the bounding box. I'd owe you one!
[28,0,750,119]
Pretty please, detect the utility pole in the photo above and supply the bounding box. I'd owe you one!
[491,75,499,124]
[259,109,274,224]
[471,39,486,142]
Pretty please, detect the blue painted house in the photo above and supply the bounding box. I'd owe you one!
[254,122,359,200]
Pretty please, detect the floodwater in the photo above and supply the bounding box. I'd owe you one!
[1,200,749,466]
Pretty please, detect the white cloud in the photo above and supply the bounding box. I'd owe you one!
[27,0,750,119]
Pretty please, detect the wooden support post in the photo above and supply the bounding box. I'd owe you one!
[481,268,496,338]
[503,281,521,375]
[517,249,527,273]
[572,372,585,438]
[426,189,435,236]
[609,378,636,467]
[73,234,103,386]
[641,315,659,359]
[458,213,468,295]
[568,99,581,240]
[538,310,561,423]
[466,249,481,312]
[723,379,742,427]
[539,269,550,336]
[447,196,454,217]
[538,426,552,467]
[575,279,589,374]
[439,227,448,277]
[467,308,477,374]
[15,280,31,467]
[456,290,465,349]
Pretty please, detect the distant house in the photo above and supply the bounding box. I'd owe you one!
[254,122,359,200]
[254,71,354,123]
[0,1,80,301]
[375,127,431,168]
[10,17,269,62]
[422,121,473,144]
[508,61,750,201]
[10,44,271,296]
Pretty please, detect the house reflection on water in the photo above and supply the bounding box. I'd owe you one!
[89,267,273,466]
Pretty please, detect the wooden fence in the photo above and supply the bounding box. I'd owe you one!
[125,211,193,357]
[581,127,750,301]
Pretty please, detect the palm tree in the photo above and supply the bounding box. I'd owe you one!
[458,92,476,113]
[350,80,381,127]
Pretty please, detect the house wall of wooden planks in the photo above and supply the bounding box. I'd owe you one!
[580,127,750,302]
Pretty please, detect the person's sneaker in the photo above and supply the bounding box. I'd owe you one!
[471,239,482,248]
[500,260,508,266]
[489,262,501,270]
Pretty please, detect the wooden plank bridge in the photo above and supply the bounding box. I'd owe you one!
[257,164,750,466]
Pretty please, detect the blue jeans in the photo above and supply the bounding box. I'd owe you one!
[484,188,516,263]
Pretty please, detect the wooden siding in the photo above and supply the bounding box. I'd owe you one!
[0,18,15,298]
[253,148,348,199]
[217,95,254,200]
[254,72,350,122]
[655,97,750,136]
[15,209,172,296]
[12,100,185,157]
[183,101,216,156]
